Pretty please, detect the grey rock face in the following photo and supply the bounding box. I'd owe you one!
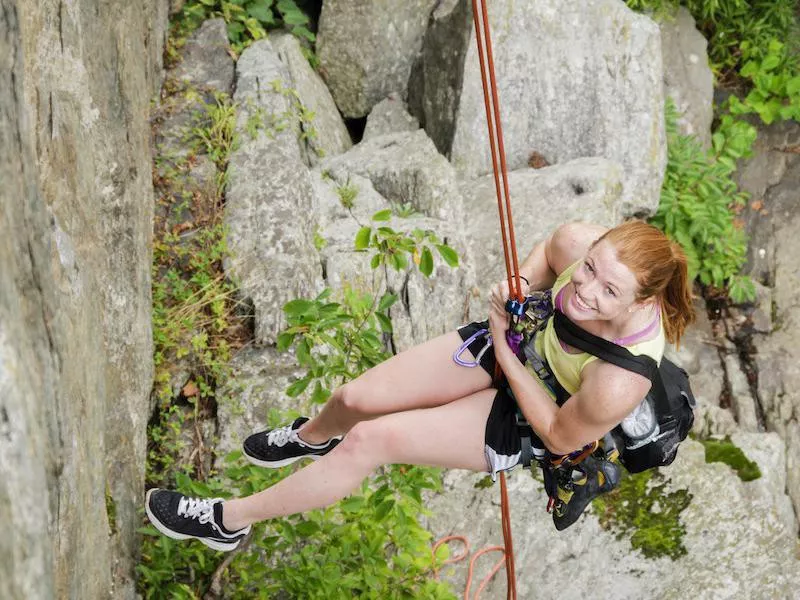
[659,7,714,147]
[216,347,312,457]
[411,0,666,215]
[363,94,420,141]
[226,39,326,345]
[459,158,623,291]
[740,121,800,516]
[5,0,167,597]
[272,33,352,164]
[225,138,324,345]
[425,437,799,599]
[314,159,476,352]
[321,130,465,223]
[317,0,439,118]
[173,19,235,94]
[234,39,305,163]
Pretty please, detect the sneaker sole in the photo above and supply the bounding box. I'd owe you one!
[145,489,242,552]
[242,451,324,469]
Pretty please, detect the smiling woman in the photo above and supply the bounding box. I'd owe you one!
[145,220,697,546]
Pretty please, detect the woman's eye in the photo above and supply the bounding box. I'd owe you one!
[607,288,616,297]
[585,262,594,273]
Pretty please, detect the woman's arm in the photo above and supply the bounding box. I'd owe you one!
[489,311,651,455]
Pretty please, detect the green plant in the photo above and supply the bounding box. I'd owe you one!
[650,99,756,302]
[728,39,800,124]
[181,0,314,53]
[140,217,462,598]
[190,92,239,195]
[355,209,460,277]
[701,436,761,481]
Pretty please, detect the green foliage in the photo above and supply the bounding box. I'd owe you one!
[139,457,455,599]
[593,469,692,560]
[356,208,459,277]
[625,0,799,82]
[702,436,762,481]
[650,99,755,302]
[728,39,800,124]
[180,0,315,52]
[142,165,463,596]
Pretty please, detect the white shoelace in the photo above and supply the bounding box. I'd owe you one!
[177,496,218,523]
[266,424,299,448]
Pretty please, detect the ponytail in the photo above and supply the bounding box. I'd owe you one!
[661,241,695,347]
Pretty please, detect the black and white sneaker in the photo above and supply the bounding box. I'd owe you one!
[145,489,250,552]
[243,417,341,468]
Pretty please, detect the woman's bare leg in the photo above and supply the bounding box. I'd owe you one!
[299,330,492,443]
[223,388,496,530]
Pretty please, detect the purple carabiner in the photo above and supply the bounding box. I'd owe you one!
[453,328,491,367]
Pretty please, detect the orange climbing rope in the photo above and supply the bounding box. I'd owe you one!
[432,2,526,597]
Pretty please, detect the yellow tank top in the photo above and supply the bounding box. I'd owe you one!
[530,260,666,396]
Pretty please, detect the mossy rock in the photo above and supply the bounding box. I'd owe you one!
[593,469,692,560]
[701,436,762,482]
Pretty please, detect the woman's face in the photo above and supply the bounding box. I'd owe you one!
[566,240,643,322]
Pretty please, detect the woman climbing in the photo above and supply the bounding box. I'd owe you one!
[145,219,695,550]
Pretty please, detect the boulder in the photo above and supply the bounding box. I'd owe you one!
[216,347,313,458]
[317,0,439,118]
[410,0,666,215]
[173,19,235,95]
[233,38,305,163]
[425,436,799,599]
[363,94,420,141]
[272,33,352,165]
[313,169,476,352]
[458,157,623,298]
[225,138,324,345]
[320,129,466,223]
[659,7,714,147]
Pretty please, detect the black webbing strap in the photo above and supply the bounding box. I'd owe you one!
[552,310,658,379]
[552,309,671,414]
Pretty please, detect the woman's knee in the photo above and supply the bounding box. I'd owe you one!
[335,380,375,415]
[338,419,396,464]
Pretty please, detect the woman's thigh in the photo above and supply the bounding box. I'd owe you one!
[350,387,497,473]
[346,330,493,415]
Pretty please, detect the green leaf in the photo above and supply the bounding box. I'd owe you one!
[339,496,365,513]
[436,244,459,267]
[247,0,275,22]
[370,253,382,269]
[419,247,434,277]
[375,498,396,521]
[355,226,371,250]
[377,293,398,311]
[786,75,800,97]
[311,382,330,405]
[372,209,392,221]
[375,312,393,333]
[286,376,311,398]
[276,331,295,351]
[295,520,321,536]
[284,299,313,317]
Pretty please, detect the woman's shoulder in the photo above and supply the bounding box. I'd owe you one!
[546,222,609,277]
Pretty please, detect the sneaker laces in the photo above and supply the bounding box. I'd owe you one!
[177,496,218,524]
[266,424,298,448]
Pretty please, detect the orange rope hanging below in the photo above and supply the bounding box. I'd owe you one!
[470,1,522,599]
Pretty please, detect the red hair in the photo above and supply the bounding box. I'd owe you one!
[594,220,695,345]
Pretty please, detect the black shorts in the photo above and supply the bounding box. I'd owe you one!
[456,320,495,375]
[457,321,546,477]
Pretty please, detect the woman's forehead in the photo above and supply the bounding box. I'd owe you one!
[587,241,638,290]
